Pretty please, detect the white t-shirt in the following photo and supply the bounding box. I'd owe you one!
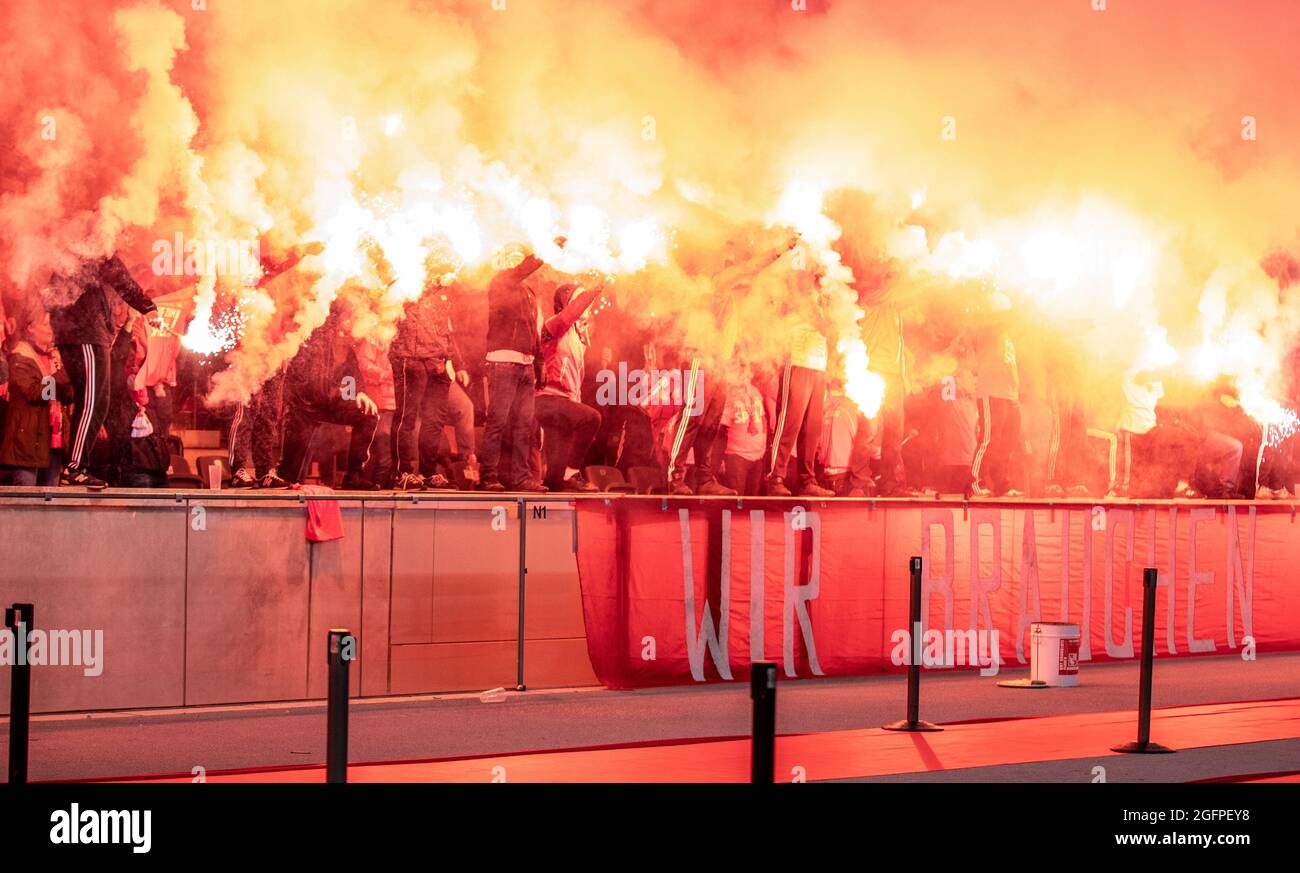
[1117,377,1163,435]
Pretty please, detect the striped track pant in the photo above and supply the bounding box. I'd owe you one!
[57,343,110,470]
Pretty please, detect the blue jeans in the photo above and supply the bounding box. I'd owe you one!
[10,450,63,486]
[120,470,168,488]
[480,361,536,486]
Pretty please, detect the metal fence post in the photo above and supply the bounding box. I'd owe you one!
[5,603,34,784]
[326,629,352,782]
[516,497,528,692]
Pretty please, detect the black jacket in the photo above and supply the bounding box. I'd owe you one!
[391,286,464,367]
[49,256,156,348]
[485,263,541,358]
[285,313,365,406]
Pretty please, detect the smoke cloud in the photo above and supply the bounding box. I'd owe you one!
[1,0,1297,415]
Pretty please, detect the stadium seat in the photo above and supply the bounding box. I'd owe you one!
[627,465,667,495]
[167,454,204,489]
[584,465,636,493]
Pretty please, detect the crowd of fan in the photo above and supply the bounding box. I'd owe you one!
[1,240,1296,500]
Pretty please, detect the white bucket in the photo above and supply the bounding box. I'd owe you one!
[1030,622,1080,687]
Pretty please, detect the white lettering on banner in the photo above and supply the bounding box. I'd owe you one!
[1060,509,1072,624]
[968,509,1001,659]
[680,508,732,681]
[1015,510,1042,664]
[915,506,1256,666]
[1080,517,1094,660]
[1187,507,1218,653]
[749,509,766,663]
[663,502,1258,683]
[920,509,955,639]
[783,509,824,677]
[1226,506,1255,649]
[1104,509,1135,659]
[1164,506,1178,654]
[1146,508,1177,656]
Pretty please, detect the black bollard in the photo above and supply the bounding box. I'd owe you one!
[750,661,777,783]
[884,557,942,732]
[5,603,34,785]
[1112,568,1174,754]
[326,629,353,782]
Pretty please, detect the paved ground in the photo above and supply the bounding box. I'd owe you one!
[4,652,1296,782]
[842,738,1300,783]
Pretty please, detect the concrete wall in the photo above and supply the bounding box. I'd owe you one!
[0,493,597,714]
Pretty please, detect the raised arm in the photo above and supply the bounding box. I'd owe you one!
[713,239,795,292]
[101,256,157,316]
[544,283,602,337]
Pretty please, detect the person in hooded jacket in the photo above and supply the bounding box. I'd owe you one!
[280,297,381,489]
[45,254,161,488]
[388,274,468,491]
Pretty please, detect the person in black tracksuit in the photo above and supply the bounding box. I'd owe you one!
[47,255,159,489]
[280,301,380,489]
[389,281,467,491]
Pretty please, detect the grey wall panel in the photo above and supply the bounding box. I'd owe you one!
[359,503,394,696]
[0,501,187,713]
[306,504,365,698]
[0,494,592,712]
[182,501,310,705]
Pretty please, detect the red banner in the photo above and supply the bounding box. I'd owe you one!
[574,500,1300,689]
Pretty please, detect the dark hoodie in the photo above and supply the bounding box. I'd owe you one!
[284,308,365,406]
[391,285,464,367]
[49,256,156,348]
